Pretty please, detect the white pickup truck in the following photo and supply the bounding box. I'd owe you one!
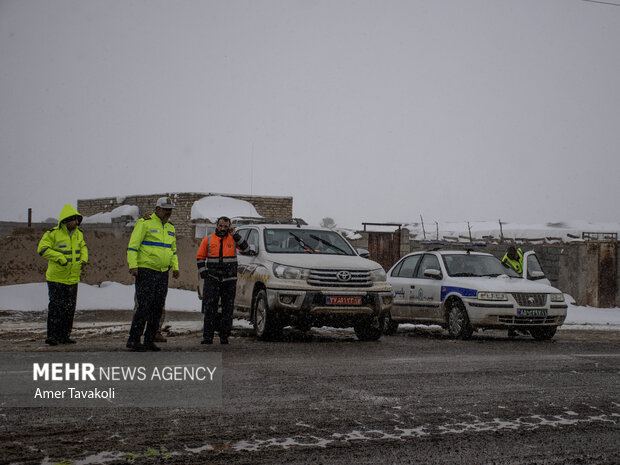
[218,224,394,341]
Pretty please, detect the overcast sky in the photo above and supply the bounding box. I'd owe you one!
[1,0,619,229]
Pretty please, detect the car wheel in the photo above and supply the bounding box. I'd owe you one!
[354,317,384,341]
[253,289,281,340]
[382,312,399,335]
[447,299,473,339]
[529,326,557,341]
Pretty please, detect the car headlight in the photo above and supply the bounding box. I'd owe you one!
[272,263,309,280]
[370,268,387,282]
[550,293,565,302]
[478,291,508,301]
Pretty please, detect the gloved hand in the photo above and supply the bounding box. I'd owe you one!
[200,270,208,279]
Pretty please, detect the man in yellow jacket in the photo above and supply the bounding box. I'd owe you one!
[126,197,180,351]
[37,204,88,345]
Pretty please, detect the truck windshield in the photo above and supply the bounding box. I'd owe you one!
[264,229,356,255]
[442,254,521,278]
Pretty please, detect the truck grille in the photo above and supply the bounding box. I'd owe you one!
[511,293,547,307]
[308,269,372,287]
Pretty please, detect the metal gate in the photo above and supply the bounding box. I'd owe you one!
[598,241,617,308]
[363,223,401,271]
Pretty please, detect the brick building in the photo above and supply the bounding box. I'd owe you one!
[77,192,293,237]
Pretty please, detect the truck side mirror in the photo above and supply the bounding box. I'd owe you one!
[357,248,370,258]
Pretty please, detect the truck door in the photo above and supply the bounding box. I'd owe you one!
[236,228,260,314]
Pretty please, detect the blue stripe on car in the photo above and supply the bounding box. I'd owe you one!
[441,286,477,301]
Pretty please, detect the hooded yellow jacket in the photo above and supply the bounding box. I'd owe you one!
[37,205,88,285]
[127,213,179,272]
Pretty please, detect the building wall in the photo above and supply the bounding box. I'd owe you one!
[77,192,293,237]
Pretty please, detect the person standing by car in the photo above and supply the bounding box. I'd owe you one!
[196,216,249,344]
[502,245,524,338]
[126,197,180,351]
[37,204,88,346]
[502,246,523,274]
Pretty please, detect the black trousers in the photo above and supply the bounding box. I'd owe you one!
[47,281,78,342]
[202,276,236,340]
[129,268,169,343]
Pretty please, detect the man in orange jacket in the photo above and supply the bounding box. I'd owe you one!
[196,216,249,344]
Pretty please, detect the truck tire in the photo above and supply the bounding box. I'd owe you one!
[354,317,383,341]
[382,312,399,335]
[253,289,282,340]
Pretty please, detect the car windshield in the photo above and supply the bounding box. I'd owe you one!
[264,229,356,255]
[442,254,521,278]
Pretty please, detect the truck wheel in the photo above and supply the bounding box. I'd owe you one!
[447,299,473,339]
[354,317,384,341]
[382,312,399,335]
[253,290,281,340]
[530,326,557,341]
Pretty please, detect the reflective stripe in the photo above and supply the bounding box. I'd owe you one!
[141,241,172,248]
[198,266,206,273]
[206,257,237,264]
[127,248,139,252]
[59,250,73,255]
[39,247,49,255]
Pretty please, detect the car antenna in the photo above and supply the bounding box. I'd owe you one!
[294,218,302,228]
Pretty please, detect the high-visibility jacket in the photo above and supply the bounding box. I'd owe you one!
[196,232,248,281]
[127,213,179,272]
[502,248,523,274]
[37,204,88,285]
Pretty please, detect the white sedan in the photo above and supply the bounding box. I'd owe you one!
[385,250,567,340]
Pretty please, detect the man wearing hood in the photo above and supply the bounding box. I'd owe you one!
[196,216,249,344]
[37,204,88,345]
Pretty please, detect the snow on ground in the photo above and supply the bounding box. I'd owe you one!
[1,282,619,329]
[190,195,262,222]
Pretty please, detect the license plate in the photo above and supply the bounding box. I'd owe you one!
[326,296,362,305]
[517,309,547,317]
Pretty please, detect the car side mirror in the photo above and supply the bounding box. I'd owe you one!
[357,248,370,259]
[423,269,442,279]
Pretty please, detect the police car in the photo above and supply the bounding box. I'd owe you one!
[385,250,567,340]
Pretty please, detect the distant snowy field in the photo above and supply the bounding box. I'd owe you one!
[1,282,619,330]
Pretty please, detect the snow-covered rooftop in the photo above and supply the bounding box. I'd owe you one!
[82,205,140,223]
[190,195,263,223]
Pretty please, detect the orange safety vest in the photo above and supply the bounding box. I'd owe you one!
[196,233,240,280]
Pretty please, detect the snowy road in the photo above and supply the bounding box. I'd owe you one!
[1,322,619,464]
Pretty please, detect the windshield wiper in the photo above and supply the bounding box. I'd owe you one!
[450,272,477,277]
[288,232,314,253]
[309,234,349,255]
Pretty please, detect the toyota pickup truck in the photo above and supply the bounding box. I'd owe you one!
[219,224,394,340]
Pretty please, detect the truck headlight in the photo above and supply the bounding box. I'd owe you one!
[370,268,387,282]
[272,264,309,280]
[550,293,565,302]
[478,291,508,301]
